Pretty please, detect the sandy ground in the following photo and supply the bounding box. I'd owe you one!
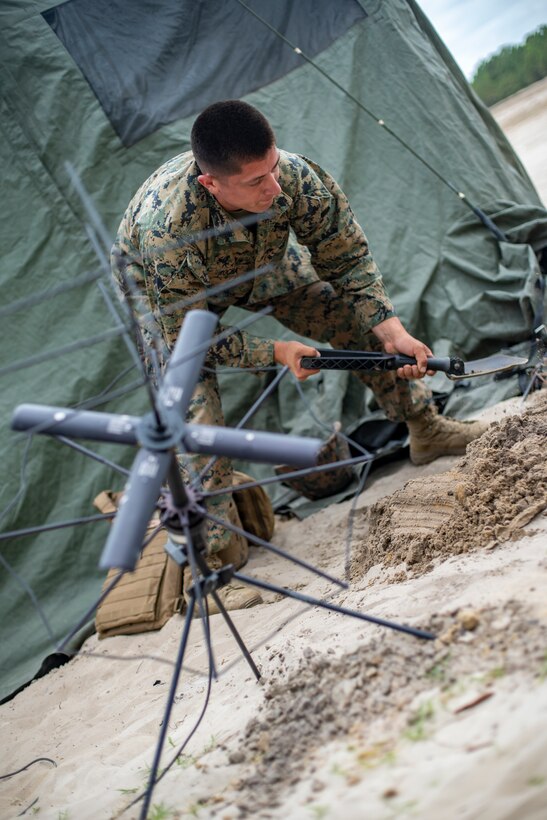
[1,84,546,820]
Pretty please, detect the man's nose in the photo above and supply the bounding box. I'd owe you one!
[264,174,281,196]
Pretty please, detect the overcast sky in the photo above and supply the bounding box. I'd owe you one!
[417,0,547,79]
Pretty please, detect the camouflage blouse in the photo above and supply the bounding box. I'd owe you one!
[112,150,394,368]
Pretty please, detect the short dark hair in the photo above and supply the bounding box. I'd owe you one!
[191,100,276,176]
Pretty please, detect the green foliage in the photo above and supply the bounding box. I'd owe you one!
[403,700,435,742]
[309,806,329,819]
[471,25,547,105]
[147,804,175,820]
[166,733,217,768]
[425,653,451,683]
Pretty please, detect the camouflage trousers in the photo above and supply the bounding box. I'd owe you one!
[184,280,430,553]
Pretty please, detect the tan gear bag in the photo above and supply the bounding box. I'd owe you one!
[93,473,274,638]
[231,470,275,543]
[94,491,184,639]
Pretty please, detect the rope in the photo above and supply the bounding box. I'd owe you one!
[235,0,509,242]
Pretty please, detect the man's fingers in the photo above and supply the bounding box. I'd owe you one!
[294,346,319,380]
[397,363,428,380]
[296,366,320,381]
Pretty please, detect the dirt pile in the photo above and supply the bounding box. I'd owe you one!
[229,601,547,815]
[351,391,547,581]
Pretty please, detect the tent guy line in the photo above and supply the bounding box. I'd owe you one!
[235,0,509,243]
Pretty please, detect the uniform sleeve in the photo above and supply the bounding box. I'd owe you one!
[289,161,396,332]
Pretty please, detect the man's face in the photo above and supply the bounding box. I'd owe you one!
[198,145,282,213]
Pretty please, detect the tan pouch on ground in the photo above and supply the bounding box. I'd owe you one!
[93,491,184,640]
[231,470,275,543]
[93,473,274,638]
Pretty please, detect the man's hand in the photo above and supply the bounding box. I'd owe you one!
[274,340,320,381]
[372,316,434,379]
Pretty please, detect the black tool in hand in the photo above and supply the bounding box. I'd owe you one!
[299,349,528,380]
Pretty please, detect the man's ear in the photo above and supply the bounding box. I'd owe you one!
[197,173,218,195]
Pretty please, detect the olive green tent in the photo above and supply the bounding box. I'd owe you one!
[1,0,545,700]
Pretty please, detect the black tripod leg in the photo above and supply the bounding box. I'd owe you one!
[183,523,218,680]
[140,593,196,820]
[234,572,435,641]
[209,589,261,680]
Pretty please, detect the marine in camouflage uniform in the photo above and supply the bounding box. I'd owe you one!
[112,149,432,552]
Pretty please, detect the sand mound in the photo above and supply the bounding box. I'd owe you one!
[351,391,547,581]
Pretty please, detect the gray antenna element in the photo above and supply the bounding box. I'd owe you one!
[11,309,323,572]
[158,309,219,420]
[11,405,321,466]
[96,313,219,569]
[11,405,140,444]
[99,449,173,571]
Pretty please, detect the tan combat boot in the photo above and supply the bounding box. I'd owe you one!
[183,553,263,616]
[406,404,488,465]
[184,503,263,615]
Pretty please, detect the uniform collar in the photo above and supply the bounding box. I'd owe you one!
[188,159,292,244]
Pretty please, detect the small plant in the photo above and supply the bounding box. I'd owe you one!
[487,666,506,681]
[528,775,546,787]
[148,803,175,820]
[140,763,166,784]
[309,805,329,819]
[404,700,435,742]
[356,742,396,768]
[379,748,397,766]
[202,735,217,755]
[442,677,468,700]
[399,799,419,813]
[175,753,198,769]
[166,734,217,769]
[538,652,547,681]
[426,653,451,683]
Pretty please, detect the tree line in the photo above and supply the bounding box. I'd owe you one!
[471,24,547,106]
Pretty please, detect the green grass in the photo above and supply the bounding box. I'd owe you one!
[356,743,396,768]
[426,654,451,683]
[487,666,506,681]
[309,806,329,819]
[403,700,435,742]
[147,803,175,820]
[166,734,218,768]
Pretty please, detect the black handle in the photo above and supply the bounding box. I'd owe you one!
[390,355,465,375]
[300,350,465,376]
[394,355,451,372]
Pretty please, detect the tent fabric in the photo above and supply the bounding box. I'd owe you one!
[43,0,366,146]
[1,0,546,699]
